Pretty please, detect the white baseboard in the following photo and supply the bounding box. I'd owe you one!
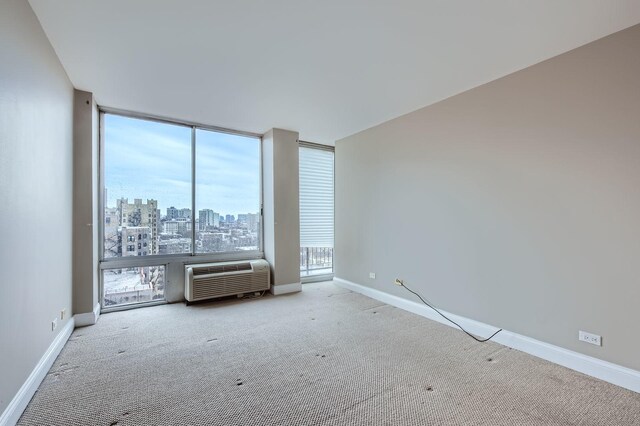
[334,277,640,394]
[74,302,100,327]
[270,282,302,295]
[0,318,75,426]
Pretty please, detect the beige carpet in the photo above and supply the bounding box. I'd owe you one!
[18,281,640,425]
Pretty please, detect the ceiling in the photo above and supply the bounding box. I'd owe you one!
[29,1,640,145]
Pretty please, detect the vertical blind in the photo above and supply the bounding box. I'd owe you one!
[299,145,334,248]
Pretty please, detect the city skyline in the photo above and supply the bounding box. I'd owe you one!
[104,198,260,259]
[104,113,261,215]
[106,197,260,220]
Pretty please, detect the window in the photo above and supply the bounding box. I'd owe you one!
[102,266,165,307]
[101,111,262,309]
[195,129,261,254]
[103,113,191,258]
[299,143,334,278]
[103,112,261,260]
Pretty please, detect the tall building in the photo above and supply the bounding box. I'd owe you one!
[117,198,159,254]
[237,213,259,231]
[120,226,151,257]
[225,214,235,224]
[198,209,219,230]
[178,208,191,219]
[166,206,178,220]
[246,213,259,232]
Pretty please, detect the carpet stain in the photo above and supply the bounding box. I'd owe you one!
[363,304,387,312]
[485,346,508,359]
[50,366,78,375]
[340,393,379,413]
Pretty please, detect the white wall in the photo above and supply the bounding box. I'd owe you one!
[0,0,74,414]
[336,24,640,372]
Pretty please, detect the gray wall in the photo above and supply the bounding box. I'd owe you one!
[73,90,99,315]
[336,24,640,371]
[263,129,301,288]
[0,0,74,414]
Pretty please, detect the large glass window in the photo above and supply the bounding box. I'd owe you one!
[299,144,334,278]
[101,112,262,308]
[103,114,192,258]
[195,129,261,254]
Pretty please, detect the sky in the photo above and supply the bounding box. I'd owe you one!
[104,114,261,217]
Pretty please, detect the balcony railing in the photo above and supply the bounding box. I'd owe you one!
[300,247,333,277]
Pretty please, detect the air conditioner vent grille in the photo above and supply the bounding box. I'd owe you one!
[192,271,269,300]
[185,259,270,302]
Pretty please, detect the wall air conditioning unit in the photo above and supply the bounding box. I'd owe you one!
[185,259,270,302]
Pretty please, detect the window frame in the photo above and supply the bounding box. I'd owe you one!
[98,107,264,310]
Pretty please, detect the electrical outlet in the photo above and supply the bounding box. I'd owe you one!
[394,278,404,286]
[51,318,57,331]
[369,272,376,279]
[579,330,601,346]
[60,309,66,320]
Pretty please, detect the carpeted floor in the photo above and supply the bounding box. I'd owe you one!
[18,281,640,425]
